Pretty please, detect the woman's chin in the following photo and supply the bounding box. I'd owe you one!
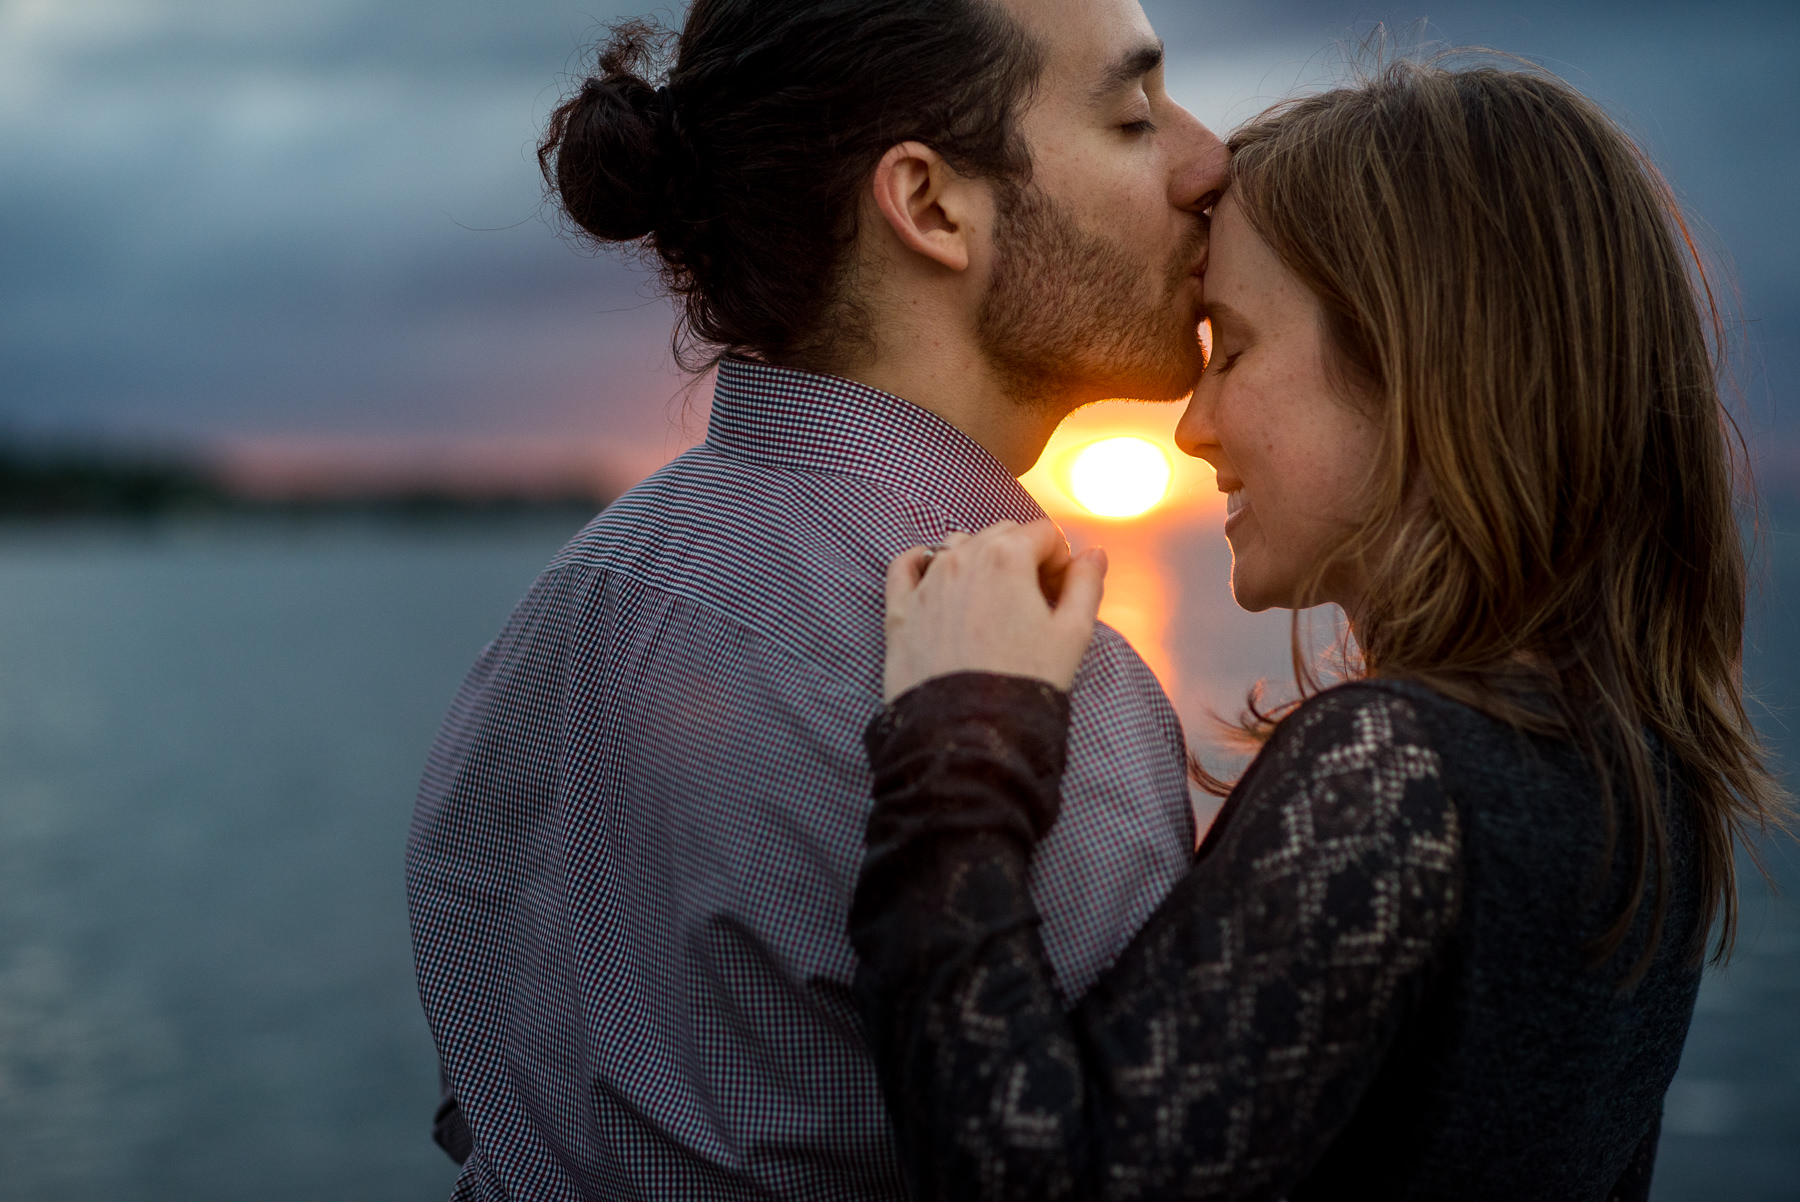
[1227,569,1281,614]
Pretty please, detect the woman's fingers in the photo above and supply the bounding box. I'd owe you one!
[1011,518,1070,566]
[1053,547,1108,631]
[879,519,1108,700]
[886,521,1093,614]
[959,519,1058,567]
[969,519,1076,605]
[886,546,932,606]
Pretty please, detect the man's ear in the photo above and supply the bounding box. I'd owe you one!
[870,141,986,273]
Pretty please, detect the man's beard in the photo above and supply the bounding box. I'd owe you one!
[976,182,1207,409]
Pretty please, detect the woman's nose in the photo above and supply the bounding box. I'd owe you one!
[1174,386,1220,463]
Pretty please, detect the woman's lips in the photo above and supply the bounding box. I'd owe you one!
[1224,488,1248,531]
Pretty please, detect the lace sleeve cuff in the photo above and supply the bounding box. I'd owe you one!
[863,671,1072,845]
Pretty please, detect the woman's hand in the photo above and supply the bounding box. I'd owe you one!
[883,519,1108,701]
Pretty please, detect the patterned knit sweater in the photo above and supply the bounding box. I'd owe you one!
[850,674,1702,1201]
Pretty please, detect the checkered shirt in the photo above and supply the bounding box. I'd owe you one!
[406,357,1195,1201]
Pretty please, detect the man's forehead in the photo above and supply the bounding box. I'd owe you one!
[997,0,1160,84]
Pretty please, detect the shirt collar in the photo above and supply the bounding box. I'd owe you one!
[705,356,1046,527]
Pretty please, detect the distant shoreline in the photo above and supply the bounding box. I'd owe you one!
[0,441,613,520]
[4,437,1794,525]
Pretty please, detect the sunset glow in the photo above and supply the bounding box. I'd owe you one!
[1017,401,1217,525]
[1013,403,1211,707]
[1068,436,1173,518]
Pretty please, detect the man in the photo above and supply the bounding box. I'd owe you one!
[407,0,1228,1196]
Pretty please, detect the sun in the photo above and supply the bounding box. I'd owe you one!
[1068,436,1173,518]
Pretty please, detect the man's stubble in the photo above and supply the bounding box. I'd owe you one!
[976,182,1207,411]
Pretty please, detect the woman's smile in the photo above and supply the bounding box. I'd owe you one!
[1223,484,1248,529]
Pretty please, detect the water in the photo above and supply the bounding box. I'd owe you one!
[0,517,562,1199]
[0,505,1793,1200]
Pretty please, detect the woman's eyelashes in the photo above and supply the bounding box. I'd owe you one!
[1203,316,1247,374]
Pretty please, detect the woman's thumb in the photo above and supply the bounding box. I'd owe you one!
[1053,547,1107,629]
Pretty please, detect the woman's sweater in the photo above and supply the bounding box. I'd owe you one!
[849,674,1701,1201]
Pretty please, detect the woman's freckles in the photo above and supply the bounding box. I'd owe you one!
[1186,193,1379,615]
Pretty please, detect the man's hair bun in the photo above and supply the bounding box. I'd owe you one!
[539,22,671,244]
[538,0,1041,374]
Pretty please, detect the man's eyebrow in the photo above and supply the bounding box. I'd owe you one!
[1091,40,1165,104]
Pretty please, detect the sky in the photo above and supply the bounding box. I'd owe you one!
[2,0,1797,491]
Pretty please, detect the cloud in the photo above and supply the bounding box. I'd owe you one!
[0,0,683,444]
[0,0,1794,468]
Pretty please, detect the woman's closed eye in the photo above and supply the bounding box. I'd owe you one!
[1201,303,1250,374]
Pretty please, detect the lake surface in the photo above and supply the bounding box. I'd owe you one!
[0,504,1794,1200]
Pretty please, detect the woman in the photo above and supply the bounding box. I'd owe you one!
[848,60,1787,1200]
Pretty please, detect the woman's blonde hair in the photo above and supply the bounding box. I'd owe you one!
[1207,57,1786,978]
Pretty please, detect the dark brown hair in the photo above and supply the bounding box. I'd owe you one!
[539,0,1043,373]
[1203,58,1787,981]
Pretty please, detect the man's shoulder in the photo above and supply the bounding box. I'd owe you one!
[496,445,959,680]
[1076,621,1185,729]
[572,444,950,564]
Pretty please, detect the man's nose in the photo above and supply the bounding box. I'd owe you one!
[1166,105,1229,213]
